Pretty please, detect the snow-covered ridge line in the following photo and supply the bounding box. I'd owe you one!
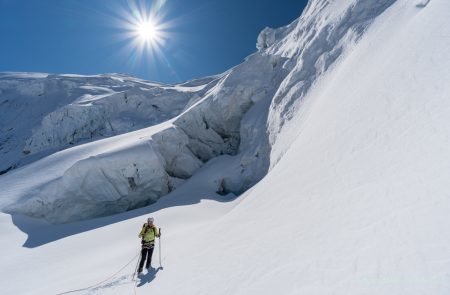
[4,0,450,294]
[1,0,398,223]
[0,73,220,175]
[266,0,397,163]
[3,52,288,223]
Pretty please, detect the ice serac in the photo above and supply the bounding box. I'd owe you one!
[3,0,450,293]
[0,73,218,174]
[2,0,398,223]
[265,0,396,163]
[5,51,289,223]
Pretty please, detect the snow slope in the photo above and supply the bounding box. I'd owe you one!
[1,46,288,223]
[0,72,218,175]
[2,0,450,294]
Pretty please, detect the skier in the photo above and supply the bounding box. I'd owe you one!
[137,217,160,274]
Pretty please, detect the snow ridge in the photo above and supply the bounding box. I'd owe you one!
[2,0,397,223]
[4,0,450,294]
[266,0,396,161]
[0,73,218,174]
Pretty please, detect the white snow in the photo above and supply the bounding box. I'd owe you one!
[0,72,219,175]
[1,38,288,223]
[1,0,450,294]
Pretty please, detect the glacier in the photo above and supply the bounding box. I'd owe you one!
[1,0,396,224]
[1,0,450,294]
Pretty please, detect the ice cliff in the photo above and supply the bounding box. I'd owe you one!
[1,0,399,223]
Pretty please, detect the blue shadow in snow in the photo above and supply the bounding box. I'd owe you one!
[10,186,237,248]
[136,266,164,287]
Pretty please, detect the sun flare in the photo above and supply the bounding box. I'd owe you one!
[136,20,161,43]
[112,0,174,71]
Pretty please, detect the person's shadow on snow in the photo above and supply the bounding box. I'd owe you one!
[136,266,163,286]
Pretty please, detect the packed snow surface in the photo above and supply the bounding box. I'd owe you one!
[1,0,450,294]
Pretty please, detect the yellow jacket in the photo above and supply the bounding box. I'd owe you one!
[139,223,160,243]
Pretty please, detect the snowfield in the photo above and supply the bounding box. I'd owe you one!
[1,0,450,294]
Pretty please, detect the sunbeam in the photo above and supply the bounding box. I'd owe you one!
[113,0,171,66]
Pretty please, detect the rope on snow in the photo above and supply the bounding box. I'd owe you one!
[55,252,140,295]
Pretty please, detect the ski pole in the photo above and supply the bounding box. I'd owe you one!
[132,249,141,281]
[159,227,162,268]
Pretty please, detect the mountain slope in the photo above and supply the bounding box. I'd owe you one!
[0,72,219,174]
[0,51,288,223]
[0,0,396,224]
[1,0,450,294]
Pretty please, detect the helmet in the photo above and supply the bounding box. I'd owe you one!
[147,217,154,223]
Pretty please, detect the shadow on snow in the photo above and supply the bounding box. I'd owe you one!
[11,181,237,248]
[136,266,164,287]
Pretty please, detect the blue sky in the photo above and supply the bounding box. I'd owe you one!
[0,0,307,83]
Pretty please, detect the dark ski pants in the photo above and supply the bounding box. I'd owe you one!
[138,245,154,271]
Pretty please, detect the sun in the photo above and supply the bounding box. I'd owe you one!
[110,0,177,75]
[136,19,161,44]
